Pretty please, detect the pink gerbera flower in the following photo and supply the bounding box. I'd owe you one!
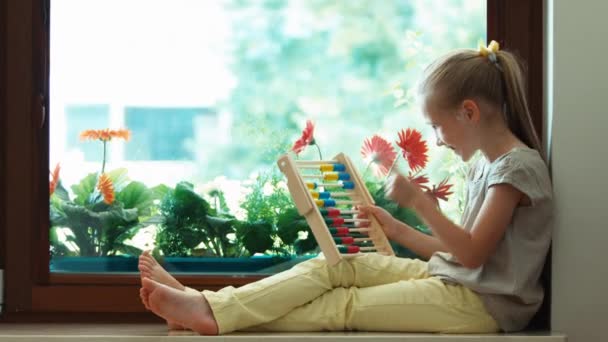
[361,135,397,177]
[291,120,315,155]
[396,128,428,172]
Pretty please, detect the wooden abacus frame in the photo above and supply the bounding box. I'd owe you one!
[277,153,394,265]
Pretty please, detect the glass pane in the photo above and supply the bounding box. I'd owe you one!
[49,0,486,275]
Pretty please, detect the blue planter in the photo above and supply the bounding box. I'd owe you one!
[50,255,307,274]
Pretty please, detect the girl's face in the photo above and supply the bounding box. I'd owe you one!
[422,98,478,162]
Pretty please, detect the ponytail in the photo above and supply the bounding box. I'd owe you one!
[496,52,544,157]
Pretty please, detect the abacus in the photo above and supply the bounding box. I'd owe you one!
[277,153,394,265]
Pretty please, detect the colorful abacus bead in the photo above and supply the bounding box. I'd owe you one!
[323,172,350,181]
[315,199,336,207]
[341,181,355,189]
[337,245,360,254]
[319,208,341,217]
[333,236,355,245]
[329,227,351,236]
[319,163,346,172]
[310,191,331,199]
[325,217,345,226]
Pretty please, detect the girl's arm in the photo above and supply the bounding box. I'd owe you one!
[386,174,523,269]
[359,205,448,259]
[390,219,448,259]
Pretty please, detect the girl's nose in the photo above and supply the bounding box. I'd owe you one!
[436,138,445,147]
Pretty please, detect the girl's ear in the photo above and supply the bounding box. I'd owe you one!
[461,99,481,124]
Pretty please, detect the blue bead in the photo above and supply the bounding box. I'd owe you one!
[342,181,355,189]
[324,199,336,207]
[338,172,351,180]
[319,191,331,199]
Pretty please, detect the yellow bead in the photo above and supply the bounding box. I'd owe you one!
[324,173,339,181]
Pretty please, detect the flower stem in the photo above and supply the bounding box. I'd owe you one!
[362,162,371,179]
[101,140,107,174]
[314,143,323,160]
[385,155,400,181]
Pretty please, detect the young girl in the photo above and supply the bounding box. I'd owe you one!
[138,41,553,335]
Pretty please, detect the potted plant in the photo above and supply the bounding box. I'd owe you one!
[49,128,165,271]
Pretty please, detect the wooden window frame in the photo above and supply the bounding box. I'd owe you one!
[0,0,546,325]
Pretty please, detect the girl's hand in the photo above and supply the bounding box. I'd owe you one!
[357,205,400,240]
[384,173,425,209]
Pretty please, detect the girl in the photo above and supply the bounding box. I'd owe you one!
[138,41,553,335]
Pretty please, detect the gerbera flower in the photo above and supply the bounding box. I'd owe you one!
[361,135,397,177]
[97,173,115,205]
[80,128,131,142]
[110,129,131,140]
[396,128,428,172]
[291,120,315,155]
[49,163,61,196]
[408,172,430,191]
[426,178,454,202]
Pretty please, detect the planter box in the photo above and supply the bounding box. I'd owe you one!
[50,255,313,274]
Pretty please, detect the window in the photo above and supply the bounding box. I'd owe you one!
[1,0,546,326]
[48,0,486,275]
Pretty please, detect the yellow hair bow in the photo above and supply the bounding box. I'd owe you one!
[479,40,500,58]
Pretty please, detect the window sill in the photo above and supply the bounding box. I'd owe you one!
[0,324,566,341]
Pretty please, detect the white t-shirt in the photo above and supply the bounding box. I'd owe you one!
[428,147,553,332]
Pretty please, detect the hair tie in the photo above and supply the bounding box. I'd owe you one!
[479,40,503,71]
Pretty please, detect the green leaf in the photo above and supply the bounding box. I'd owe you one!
[236,221,274,255]
[97,207,139,231]
[116,181,154,215]
[276,207,309,245]
[53,181,71,202]
[53,202,140,256]
[206,215,236,235]
[71,172,98,206]
[150,184,171,201]
[156,181,211,256]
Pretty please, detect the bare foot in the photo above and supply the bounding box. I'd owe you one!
[138,250,186,330]
[141,277,219,335]
[138,250,185,291]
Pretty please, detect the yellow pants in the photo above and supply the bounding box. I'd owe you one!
[201,254,499,334]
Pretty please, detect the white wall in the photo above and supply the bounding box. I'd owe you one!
[549,1,608,341]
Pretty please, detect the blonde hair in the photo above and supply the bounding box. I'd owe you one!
[418,47,543,156]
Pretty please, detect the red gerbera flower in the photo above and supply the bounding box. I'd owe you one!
[408,172,430,191]
[49,163,61,196]
[396,128,428,172]
[361,135,397,177]
[427,178,454,202]
[291,120,315,155]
